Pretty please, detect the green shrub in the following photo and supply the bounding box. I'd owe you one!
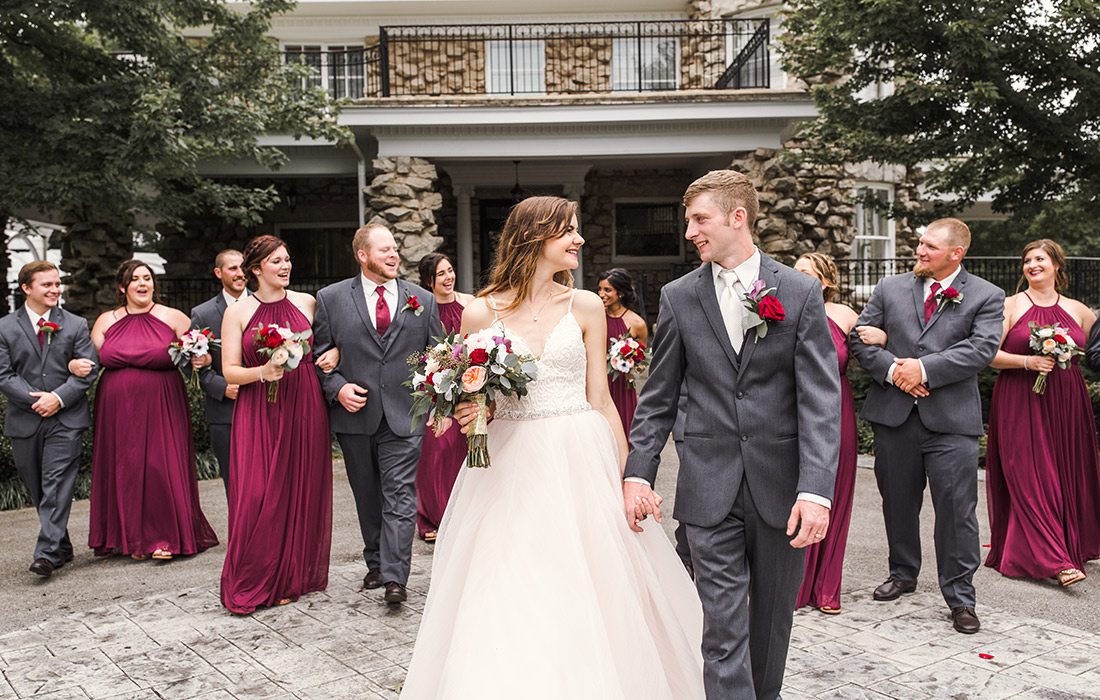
[0,372,218,511]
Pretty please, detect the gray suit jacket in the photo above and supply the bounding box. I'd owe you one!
[313,277,440,437]
[625,254,841,530]
[849,267,1004,436]
[190,294,234,425]
[1086,312,1100,372]
[0,306,97,438]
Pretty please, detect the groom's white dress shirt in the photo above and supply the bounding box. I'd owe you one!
[628,248,830,510]
[360,275,399,330]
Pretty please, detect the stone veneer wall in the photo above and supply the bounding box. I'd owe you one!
[728,140,921,265]
[365,157,444,276]
[57,221,134,318]
[389,38,486,96]
[546,37,612,93]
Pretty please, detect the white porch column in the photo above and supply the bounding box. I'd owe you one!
[563,182,585,288]
[453,184,475,293]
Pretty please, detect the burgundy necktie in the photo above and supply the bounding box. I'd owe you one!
[36,317,45,348]
[375,286,391,336]
[923,281,942,324]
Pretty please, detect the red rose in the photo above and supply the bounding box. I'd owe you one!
[408,296,421,309]
[469,348,489,365]
[264,334,282,349]
[619,345,633,357]
[941,287,960,300]
[757,295,785,321]
[1054,334,1068,344]
[202,328,213,337]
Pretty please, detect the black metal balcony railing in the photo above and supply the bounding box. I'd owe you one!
[283,19,770,99]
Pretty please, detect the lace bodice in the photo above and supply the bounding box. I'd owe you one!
[493,309,592,421]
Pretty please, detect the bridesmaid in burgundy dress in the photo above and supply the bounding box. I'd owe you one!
[414,253,474,542]
[985,239,1100,587]
[87,260,218,560]
[793,253,860,614]
[219,235,333,613]
[597,268,648,439]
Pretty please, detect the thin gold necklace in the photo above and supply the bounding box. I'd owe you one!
[526,289,556,322]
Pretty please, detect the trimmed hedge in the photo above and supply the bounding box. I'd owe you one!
[0,374,219,511]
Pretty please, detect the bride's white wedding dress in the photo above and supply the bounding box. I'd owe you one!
[400,295,704,699]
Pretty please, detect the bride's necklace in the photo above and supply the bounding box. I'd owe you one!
[526,289,556,322]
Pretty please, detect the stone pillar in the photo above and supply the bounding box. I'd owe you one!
[564,183,584,288]
[58,220,135,319]
[453,184,474,293]
[366,157,444,275]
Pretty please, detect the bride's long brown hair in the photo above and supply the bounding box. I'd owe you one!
[478,196,577,312]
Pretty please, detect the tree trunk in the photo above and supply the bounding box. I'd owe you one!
[58,220,134,320]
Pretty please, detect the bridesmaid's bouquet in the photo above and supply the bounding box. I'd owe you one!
[406,329,538,468]
[1027,322,1083,394]
[252,323,312,403]
[168,328,220,391]
[606,334,650,386]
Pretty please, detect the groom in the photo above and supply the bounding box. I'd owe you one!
[625,170,840,699]
[313,224,440,606]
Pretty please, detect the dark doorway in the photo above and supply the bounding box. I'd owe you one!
[279,225,359,278]
[478,199,514,286]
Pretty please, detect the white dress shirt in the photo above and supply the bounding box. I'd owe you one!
[222,289,247,307]
[26,305,65,407]
[628,248,831,510]
[361,275,399,330]
[886,266,962,388]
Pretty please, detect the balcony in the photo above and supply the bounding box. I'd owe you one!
[283,18,771,100]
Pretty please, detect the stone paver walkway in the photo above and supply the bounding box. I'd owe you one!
[3,557,1100,699]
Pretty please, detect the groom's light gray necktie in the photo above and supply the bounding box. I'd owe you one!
[717,268,744,354]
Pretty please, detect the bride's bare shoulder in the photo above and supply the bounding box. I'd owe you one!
[460,296,498,331]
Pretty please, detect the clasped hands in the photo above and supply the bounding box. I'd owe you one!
[853,325,928,399]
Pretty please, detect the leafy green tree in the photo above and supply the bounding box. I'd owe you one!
[779,0,1100,222]
[0,0,347,314]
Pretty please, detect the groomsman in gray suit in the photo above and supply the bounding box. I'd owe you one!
[1085,316,1100,371]
[0,261,97,578]
[626,170,840,700]
[313,224,440,605]
[850,218,1004,634]
[190,249,248,495]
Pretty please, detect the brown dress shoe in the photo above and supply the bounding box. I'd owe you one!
[384,582,407,605]
[363,568,383,589]
[951,607,981,634]
[29,558,55,578]
[873,578,917,601]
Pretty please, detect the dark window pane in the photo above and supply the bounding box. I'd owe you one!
[615,203,681,258]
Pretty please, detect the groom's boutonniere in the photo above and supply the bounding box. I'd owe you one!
[402,295,424,316]
[936,286,964,310]
[741,279,785,341]
[38,320,61,345]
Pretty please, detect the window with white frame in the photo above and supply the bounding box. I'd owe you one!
[853,184,896,260]
[613,201,683,261]
[485,40,546,94]
[612,36,678,91]
[284,44,365,99]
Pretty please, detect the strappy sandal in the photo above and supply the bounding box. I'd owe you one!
[151,549,173,561]
[423,530,437,543]
[818,606,842,615]
[1056,569,1086,587]
[130,553,148,561]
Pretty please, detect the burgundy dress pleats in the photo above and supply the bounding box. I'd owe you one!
[88,311,218,557]
[606,314,639,441]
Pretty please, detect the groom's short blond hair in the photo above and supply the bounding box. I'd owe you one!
[683,170,759,227]
[352,223,392,254]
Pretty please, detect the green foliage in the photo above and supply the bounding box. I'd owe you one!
[779,0,1100,219]
[0,0,348,231]
[0,376,219,512]
[969,198,1100,256]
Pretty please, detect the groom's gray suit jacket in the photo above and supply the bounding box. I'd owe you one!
[626,254,840,530]
[0,306,97,438]
[849,267,1004,435]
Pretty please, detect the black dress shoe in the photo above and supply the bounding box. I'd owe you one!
[29,558,55,578]
[383,582,407,605]
[873,578,917,601]
[363,568,383,590]
[951,607,981,634]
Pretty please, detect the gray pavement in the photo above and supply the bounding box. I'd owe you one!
[1,442,1098,699]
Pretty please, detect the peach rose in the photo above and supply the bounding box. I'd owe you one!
[1042,338,1057,353]
[461,365,488,393]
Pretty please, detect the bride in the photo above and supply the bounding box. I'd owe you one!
[399,196,704,699]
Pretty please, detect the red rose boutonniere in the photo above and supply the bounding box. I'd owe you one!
[935,286,964,311]
[37,319,61,345]
[403,295,424,316]
[741,279,785,341]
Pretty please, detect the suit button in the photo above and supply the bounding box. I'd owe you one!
[918,345,925,351]
[736,391,744,400]
[741,434,749,442]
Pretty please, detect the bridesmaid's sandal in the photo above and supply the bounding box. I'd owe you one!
[276,597,296,606]
[423,531,438,543]
[1056,569,1086,587]
[818,606,842,615]
[151,549,174,561]
[130,553,148,561]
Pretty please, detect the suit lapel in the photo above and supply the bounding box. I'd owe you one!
[214,293,228,326]
[737,254,782,381]
[16,307,43,359]
[385,281,411,349]
[921,266,968,338]
[350,277,384,349]
[912,274,927,329]
[40,307,59,362]
[694,264,741,371]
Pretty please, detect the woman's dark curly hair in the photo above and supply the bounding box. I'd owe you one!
[114,259,161,306]
[598,268,638,311]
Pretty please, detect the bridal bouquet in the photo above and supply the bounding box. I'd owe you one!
[168,328,220,391]
[406,329,538,468]
[606,334,649,386]
[1027,321,1082,394]
[252,323,312,403]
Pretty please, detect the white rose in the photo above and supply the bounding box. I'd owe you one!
[270,347,290,367]
[277,327,294,341]
[1038,328,1054,338]
[425,357,441,374]
[1058,352,1072,363]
